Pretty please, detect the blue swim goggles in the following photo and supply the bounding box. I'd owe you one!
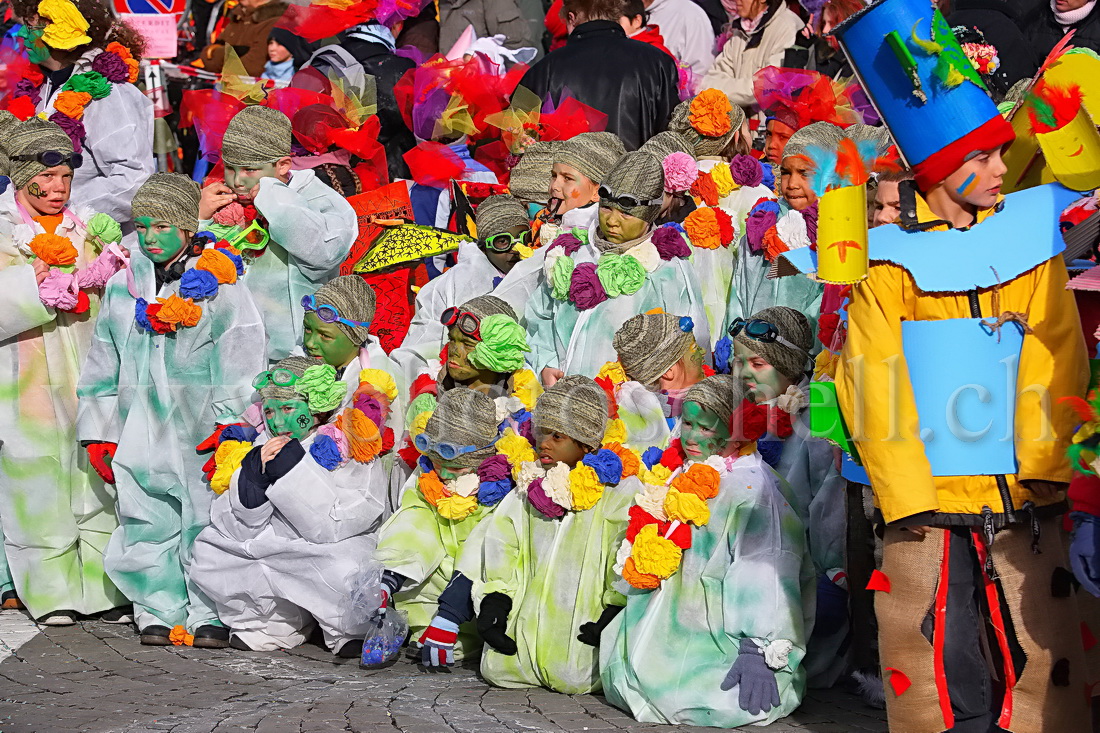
[301,294,371,330]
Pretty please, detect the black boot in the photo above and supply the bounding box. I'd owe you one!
[139,625,172,646]
[192,624,231,649]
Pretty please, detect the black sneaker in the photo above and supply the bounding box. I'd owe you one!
[100,606,134,624]
[140,625,172,646]
[229,635,253,651]
[337,639,364,659]
[192,624,230,649]
[37,610,77,626]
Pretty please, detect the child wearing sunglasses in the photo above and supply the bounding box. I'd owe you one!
[190,355,393,657]
[197,106,357,365]
[77,173,267,648]
[0,116,129,624]
[730,306,847,687]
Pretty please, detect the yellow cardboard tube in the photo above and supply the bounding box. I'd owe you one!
[1037,108,1100,192]
[817,183,869,284]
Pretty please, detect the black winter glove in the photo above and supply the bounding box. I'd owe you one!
[577,604,624,647]
[264,439,306,481]
[477,592,517,655]
[238,447,272,509]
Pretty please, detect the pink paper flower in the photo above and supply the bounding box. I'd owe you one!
[38,268,80,310]
[662,152,698,193]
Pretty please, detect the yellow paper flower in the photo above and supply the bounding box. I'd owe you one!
[409,411,432,438]
[710,163,737,198]
[511,369,542,411]
[358,368,398,402]
[210,440,252,494]
[640,464,673,487]
[514,242,534,260]
[813,350,839,381]
[497,429,537,468]
[603,418,627,446]
[596,361,628,386]
[38,0,91,50]
[631,524,682,578]
[569,463,605,511]
[664,487,710,526]
[437,493,478,521]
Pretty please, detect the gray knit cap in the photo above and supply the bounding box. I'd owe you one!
[600,151,664,223]
[222,106,293,167]
[258,355,324,403]
[423,387,501,468]
[685,374,742,421]
[313,275,376,346]
[613,312,696,386]
[553,132,627,186]
[476,195,530,241]
[508,141,557,203]
[641,130,695,162]
[0,111,20,179]
[132,173,202,233]
[7,117,75,190]
[534,375,608,450]
[734,306,812,383]
[668,96,746,158]
[783,122,845,163]
[844,124,893,158]
[459,294,517,322]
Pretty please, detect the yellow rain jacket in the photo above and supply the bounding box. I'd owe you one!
[836,187,1088,524]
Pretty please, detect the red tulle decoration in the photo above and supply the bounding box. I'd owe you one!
[178,90,246,162]
[275,0,380,43]
[404,142,464,187]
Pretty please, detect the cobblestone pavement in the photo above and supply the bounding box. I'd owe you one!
[0,611,887,733]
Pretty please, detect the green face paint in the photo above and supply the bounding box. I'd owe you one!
[598,206,649,244]
[432,457,476,480]
[225,163,280,199]
[733,339,792,403]
[303,312,359,368]
[263,397,315,440]
[134,217,188,264]
[681,401,731,460]
[445,327,484,383]
[16,24,50,65]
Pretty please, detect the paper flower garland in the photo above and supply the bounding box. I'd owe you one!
[135,242,243,335]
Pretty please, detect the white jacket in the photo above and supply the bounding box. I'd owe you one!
[700,6,804,109]
[647,0,716,87]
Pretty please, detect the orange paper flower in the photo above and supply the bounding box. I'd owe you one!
[418,470,449,507]
[29,232,78,266]
[155,294,203,328]
[605,442,641,478]
[53,90,92,120]
[763,225,789,262]
[672,463,721,500]
[684,207,721,250]
[688,90,733,138]
[169,625,195,646]
[622,556,661,589]
[690,171,719,207]
[337,407,382,463]
[195,249,238,284]
[106,42,133,62]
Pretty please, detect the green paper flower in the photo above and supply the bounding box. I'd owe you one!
[596,253,647,297]
[469,314,529,373]
[406,391,438,425]
[86,213,121,251]
[551,255,575,301]
[298,363,347,413]
[63,71,112,100]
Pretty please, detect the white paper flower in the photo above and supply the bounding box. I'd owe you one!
[613,537,632,576]
[625,241,662,272]
[776,384,808,415]
[452,473,480,498]
[544,462,573,510]
[775,210,810,251]
[515,460,546,490]
[635,483,669,522]
[763,639,794,670]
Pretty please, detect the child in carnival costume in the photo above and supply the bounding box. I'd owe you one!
[729,306,847,686]
[77,173,267,648]
[540,132,627,244]
[0,114,128,624]
[784,0,1094,727]
[198,105,357,364]
[190,356,394,657]
[444,376,642,692]
[600,375,815,727]
[374,388,522,661]
[526,150,710,382]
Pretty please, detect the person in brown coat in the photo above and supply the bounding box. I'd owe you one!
[195,0,289,77]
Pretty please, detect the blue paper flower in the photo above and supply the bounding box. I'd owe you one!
[714,336,733,374]
[758,438,783,467]
[220,424,259,444]
[418,455,434,474]
[478,478,513,506]
[310,434,342,470]
[679,316,694,333]
[179,268,220,299]
[134,298,152,333]
[218,248,244,275]
[760,162,775,190]
[641,446,663,470]
[582,448,623,485]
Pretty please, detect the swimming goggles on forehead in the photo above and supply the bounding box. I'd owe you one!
[598,185,663,211]
[253,368,300,389]
[228,219,270,252]
[440,307,482,341]
[12,150,83,169]
[301,295,371,330]
[728,318,806,354]
[414,432,495,461]
[482,229,533,253]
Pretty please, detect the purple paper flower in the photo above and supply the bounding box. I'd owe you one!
[802,202,819,243]
[568,262,608,310]
[91,51,129,84]
[652,225,691,260]
[527,478,565,519]
[49,112,85,153]
[729,155,764,188]
[179,269,219,299]
[14,79,40,106]
[518,415,534,443]
[354,393,385,428]
[505,153,521,170]
[477,453,512,483]
[549,232,583,256]
[746,201,780,254]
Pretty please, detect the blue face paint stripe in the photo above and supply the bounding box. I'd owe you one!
[956,173,977,197]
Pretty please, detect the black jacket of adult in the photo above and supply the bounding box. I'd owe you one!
[518,21,680,151]
[1027,0,1100,62]
[948,0,1037,90]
